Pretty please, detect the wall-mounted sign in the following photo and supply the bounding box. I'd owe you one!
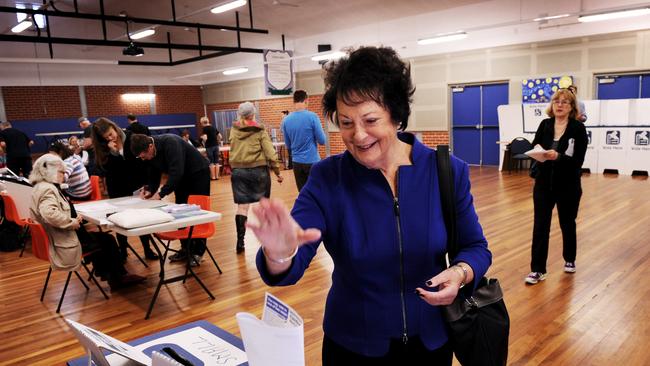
[522,76,573,104]
[264,49,294,96]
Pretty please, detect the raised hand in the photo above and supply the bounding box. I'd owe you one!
[248,198,320,271]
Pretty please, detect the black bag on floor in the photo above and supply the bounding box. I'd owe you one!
[436,145,510,366]
[0,217,22,252]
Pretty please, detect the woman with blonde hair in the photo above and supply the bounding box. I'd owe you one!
[229,102,283,254]
[525,88,588,284]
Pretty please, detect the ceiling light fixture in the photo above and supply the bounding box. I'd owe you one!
[11,19,33,33]
[533,14,570,22]
[121,93,155,101]
[417,31,467,45]
[223,67,249,75]
[310,51,345,62]
[578,7,650,22]
[130,29,156,40]
[211,0,247,14]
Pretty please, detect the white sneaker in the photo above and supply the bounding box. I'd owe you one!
[564,262,576,273]
[525,272,547,284]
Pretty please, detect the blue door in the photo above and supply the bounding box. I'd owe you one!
[597,75,640,99]
[451,83,508,166]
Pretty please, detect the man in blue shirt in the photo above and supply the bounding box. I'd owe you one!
[281,90,327,191]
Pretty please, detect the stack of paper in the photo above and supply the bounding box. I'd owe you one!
[236,293,305,366]
[525,145,550,162]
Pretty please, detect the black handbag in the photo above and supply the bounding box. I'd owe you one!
[436,145,510,366]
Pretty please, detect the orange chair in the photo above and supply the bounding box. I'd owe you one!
[89,175,102,201]
[70,175,102,203]
[155,195,222,274]
[1,192,30,257]
[29,221,109,313]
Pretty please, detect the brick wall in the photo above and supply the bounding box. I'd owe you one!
[1,85,204,121]
[207,94,449,156]
[154,86,204,119]
[3,86,80,120]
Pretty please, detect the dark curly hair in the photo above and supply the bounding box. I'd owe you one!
[322,46,415,131]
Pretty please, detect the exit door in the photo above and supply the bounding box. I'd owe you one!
[451,83,508,165]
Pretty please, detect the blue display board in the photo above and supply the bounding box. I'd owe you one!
[522,76,573,103]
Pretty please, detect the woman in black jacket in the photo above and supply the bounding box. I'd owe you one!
[91,118,158,261]
[526,88,588,285]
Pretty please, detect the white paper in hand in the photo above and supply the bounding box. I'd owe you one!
[525,145,549,162]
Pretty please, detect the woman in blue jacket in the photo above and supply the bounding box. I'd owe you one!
[249,46,492,365]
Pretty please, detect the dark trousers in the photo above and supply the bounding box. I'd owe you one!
[7,156,32,177]
[292,162,313,192]
[176,167,211,256]
[531,182,582,273]
[323,335,452,366]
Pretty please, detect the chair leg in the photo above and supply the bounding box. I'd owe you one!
[126,242,149,268]
[82,262,109,300]
[73,270,90,291]
[41,267,52,302]
[18,226,29,257]
[205,247,223,274]
[56,272,73,313]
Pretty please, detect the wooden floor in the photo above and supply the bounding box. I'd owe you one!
[1,167,649,366]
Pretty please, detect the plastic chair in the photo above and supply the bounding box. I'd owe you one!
[155,195,222,274]
[509,137,533,173]
[1,192,30,257]
[89,175,102,201]
[29,221,109,313]
[70,175,102,204]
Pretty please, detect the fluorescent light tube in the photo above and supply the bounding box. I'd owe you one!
[121,93,156,101]
[533,14,570,21]
[11,20,32,33]
[223,67,248,75]
[130,29,156,40]
[211,0,247,14]
[578,8,650,22]
[310,51,345,62]
[417,32,467,45]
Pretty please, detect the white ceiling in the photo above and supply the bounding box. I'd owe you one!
[1,0,650,86]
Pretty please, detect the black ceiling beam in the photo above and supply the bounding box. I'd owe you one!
[117,50,237,66]
[0,34,266,53]
[0,6,269,34]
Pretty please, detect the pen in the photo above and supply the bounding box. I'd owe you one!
[161,347,195,366]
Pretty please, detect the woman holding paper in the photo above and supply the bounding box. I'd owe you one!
[525,89,588,284]
[249,47,492,364]
[91,118,158,261]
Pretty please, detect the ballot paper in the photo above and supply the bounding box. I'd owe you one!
[236,293,304,366]
[525,145,550,162]
[65,318,151,366]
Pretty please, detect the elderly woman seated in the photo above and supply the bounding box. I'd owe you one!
[29,154,145,290]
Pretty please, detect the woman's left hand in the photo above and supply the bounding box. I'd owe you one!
[543,149,559,160]
[415,267,464,306]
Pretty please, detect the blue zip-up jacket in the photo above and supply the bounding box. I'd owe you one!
[257,133,491,356]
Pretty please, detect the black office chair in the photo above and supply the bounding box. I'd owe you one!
[509,137,533,173]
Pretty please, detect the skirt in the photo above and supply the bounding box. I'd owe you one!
[231,166,271,204]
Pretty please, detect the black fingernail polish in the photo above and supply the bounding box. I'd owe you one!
[414,290,419,295]
[426,280,432,286]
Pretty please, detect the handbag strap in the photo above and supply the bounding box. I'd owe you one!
[436,145,458,264]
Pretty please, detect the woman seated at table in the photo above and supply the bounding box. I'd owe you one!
[29,154,145,290]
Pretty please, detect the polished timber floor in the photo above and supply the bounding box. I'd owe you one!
[1,167,649,365]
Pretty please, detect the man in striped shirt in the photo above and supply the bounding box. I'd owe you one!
[49,142,92,200]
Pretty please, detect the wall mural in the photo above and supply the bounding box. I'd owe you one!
[522,76,573,103]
